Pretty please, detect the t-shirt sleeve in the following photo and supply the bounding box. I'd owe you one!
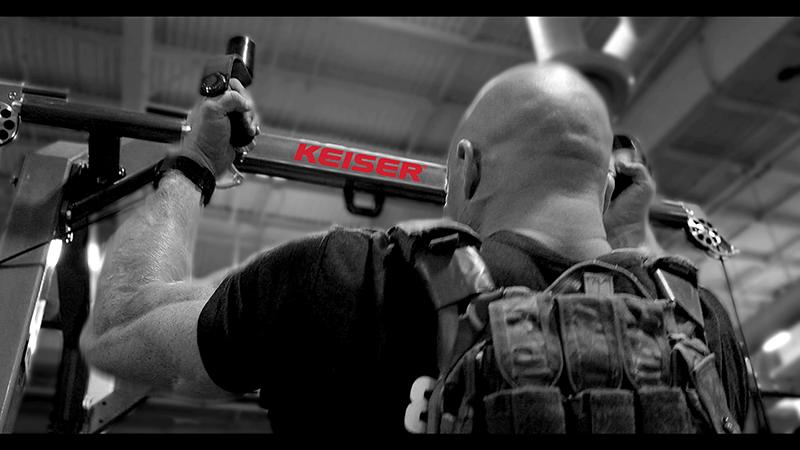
[196,231,330,394]
[195,227,383,395]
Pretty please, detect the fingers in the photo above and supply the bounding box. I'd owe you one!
[615,159,652,185]
[215,87,254,115]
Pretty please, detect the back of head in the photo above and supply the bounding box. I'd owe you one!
[444,61,614,233]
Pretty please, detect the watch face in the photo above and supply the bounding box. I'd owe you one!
[200,72,229,97]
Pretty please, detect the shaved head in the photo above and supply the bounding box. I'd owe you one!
[444,61,614,239]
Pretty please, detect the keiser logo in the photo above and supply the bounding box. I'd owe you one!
[293,143,425,182]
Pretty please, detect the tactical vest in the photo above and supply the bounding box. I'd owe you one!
[391,219,741,434]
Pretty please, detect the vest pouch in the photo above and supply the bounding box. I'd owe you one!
[488,290,563,388]
[556,295,625,392]
[566,388,636,434]
[636,385,694,433]
[483,386,566,434]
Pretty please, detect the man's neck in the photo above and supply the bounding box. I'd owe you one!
[477,194,613,261]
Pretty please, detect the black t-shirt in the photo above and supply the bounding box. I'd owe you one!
[197,227,748,433]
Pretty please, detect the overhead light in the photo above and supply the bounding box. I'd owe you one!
[88,241,102,273]
[45,239,63,269]
[763,331,792,353]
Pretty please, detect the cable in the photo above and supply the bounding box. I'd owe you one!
[0,195,147,267]
[721,256,771,433]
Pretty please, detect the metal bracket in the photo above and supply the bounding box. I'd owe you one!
[663,200,739,259]
[0,81,23,147]
[82,381,152,434]
[344,182,385,217]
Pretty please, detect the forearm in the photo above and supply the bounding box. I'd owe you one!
[89,170,204,336]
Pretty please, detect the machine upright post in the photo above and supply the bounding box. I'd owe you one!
[0,142,86,432]
[48,228,91,433]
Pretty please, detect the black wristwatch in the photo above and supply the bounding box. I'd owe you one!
[154,155,216,206]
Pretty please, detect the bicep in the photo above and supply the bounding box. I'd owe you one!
[82,282,242,401]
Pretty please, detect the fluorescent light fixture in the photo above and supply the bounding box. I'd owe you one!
[763,331,791,353]
[88,241,102,273]
[45,239,63,268]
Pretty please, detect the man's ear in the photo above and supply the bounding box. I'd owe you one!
[458,139,480,200]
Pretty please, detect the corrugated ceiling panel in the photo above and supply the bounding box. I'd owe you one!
[648,153,711,201]
[707,209,761,245]
[742,265,800,296]
[303,87,415,145]
[733,222,800,255]
[32,17,122,36]
[781,147,800,173]
[476,17,531,51]
[775,235,800,263]
[445,54,520,105]
[0,20,21,80]
[699,250,766,281]
[392,17,473,35]
[722,175,800,213]
[16,20,118,99]
[722,34,800,116]
[149,52,203,108]
[672,99,776,162]
[253,70,424,153]
[155,17,289,57]
[413,104,466,160]
[273,17,329,74]
[774,190,800,219]
[315,20,461,99]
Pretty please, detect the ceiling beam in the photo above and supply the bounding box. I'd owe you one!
[661,146,800,186]
[121,18,154,113]
[714,94,800,126]
[618,17,793,153]
[404,17,489,154]
[623,17,704,111]
[10,17,470,116]
[290,17,336,135]
[151,42,463,112]
[339,17,532,61]
[719,204,800,229]
[719,185,800,247]
[735,248,800,266]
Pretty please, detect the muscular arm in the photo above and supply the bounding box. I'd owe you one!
[79,171,236,399]
[79,79,259,399]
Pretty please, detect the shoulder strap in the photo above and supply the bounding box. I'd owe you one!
[645,254,705,335]
[388,219,496,310]
[388,219,497,375]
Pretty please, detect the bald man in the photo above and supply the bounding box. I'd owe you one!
[80,63,747,434]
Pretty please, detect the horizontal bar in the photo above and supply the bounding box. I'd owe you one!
[22,85,69,100]
[237,134,447,205]
[11,88,698,230]
[238,134,701,230]
[67,162,159,227]
[19,95,184,144]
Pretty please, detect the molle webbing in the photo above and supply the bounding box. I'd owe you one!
[389,221,740,434]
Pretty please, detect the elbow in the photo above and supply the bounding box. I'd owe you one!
[79,321,100,368]
[79,318,113,374]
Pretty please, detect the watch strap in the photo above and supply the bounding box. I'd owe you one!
[154,155,216,206]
